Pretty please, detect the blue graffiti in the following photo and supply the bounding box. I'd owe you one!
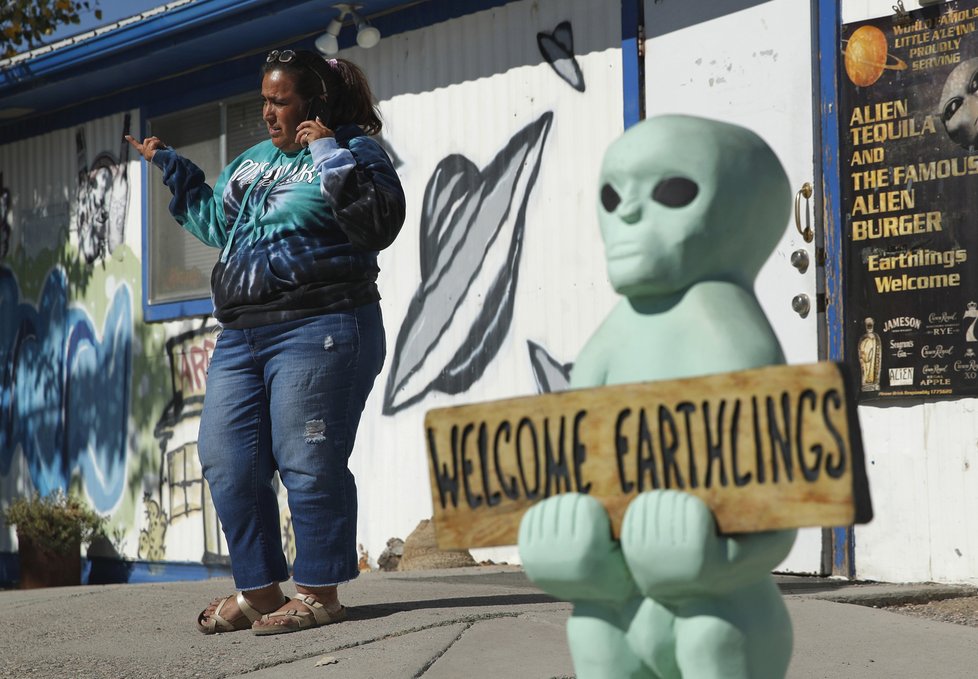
[0,267,131,511]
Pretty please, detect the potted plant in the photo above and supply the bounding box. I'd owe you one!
[2,490,105,588]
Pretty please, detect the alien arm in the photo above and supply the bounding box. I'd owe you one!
[570,331,611,389]
[716,529,797,590]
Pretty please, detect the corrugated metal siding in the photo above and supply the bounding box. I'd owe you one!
[0,0,627,570]
[343,0,625,561]
[0,111,139,281]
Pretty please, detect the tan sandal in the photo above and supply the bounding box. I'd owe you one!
[196,592,284,634]
[252,594,347,636]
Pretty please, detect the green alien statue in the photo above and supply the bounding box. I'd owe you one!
[518,115,798,679]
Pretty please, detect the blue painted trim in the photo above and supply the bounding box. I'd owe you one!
[137,107,214,322]
[3,0,517,93]
[620,0,643,129]
[816,0,855,579]
[0,0,277,87]
[144,298,214,323]
[139,116,151,323]
[0,53,264,146]
[371,0,512,34]
[818,0,845,365]
[0,552,232,587]
[0,0,539,146]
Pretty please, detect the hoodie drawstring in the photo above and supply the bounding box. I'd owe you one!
[219,149,310,263]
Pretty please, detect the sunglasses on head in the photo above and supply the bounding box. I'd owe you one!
[266,50,327,97]
[266,49,299,64]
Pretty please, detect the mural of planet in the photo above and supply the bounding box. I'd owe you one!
[844,25,908,87]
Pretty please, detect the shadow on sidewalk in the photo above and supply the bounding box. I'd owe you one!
[347,592,560,621]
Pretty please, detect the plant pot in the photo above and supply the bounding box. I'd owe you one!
[16,532,82,589]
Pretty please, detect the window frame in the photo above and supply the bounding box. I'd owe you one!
[140,87,263,322]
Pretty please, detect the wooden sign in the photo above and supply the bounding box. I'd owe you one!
[424,362,872,550]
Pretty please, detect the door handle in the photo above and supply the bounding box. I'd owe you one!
[794,182,814,243]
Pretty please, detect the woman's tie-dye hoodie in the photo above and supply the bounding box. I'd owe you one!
[152,123,405,328]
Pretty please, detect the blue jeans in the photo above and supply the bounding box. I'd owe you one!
[197,304,385,590]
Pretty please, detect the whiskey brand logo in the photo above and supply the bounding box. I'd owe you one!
[921,364,949,375]
[921,344,953,358]
[927,311,958,335]
[889,366,914,385]
[883,316,922,332]
[954,359,978,372]
[929,311,958,324]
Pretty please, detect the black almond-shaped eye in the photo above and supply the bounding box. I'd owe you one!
[600,183,621,212]
[652,177,699,208]
[969,70,978,94]
[945,97,963,122]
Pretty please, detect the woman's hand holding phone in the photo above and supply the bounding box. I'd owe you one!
[296,117,334,148]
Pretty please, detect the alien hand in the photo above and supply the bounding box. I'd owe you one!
[518,493,638,604]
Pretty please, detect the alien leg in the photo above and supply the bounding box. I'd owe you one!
[671,580,792,679]
[620,491,793,679]
[518,493,652,679]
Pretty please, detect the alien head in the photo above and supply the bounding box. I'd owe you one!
[597,114,790,298]
[939,58,978,151]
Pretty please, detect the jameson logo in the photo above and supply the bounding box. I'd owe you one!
[424,363,871,549]
[883,316,922,332]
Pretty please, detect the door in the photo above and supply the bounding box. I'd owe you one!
[642,0,823,573]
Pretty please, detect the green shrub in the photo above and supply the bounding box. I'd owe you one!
[2,491,105,554]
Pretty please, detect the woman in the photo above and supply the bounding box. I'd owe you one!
[127,49,405,636]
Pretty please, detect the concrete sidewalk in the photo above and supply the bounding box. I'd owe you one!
[1,566,977,678]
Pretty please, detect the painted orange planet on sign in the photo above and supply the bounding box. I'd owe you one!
[844,25,908,87]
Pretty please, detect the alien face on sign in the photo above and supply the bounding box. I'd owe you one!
[940,58,978,150]
[596,115,790,298]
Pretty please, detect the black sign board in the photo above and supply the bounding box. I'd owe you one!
[840,0,978,401]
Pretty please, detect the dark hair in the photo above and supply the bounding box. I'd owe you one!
[261,50,383,135]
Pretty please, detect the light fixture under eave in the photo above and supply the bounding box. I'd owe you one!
[315,17,343,55]
[314,3,381,56]
[355,16,380,48]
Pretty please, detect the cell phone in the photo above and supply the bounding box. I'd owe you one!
[306,96,331,126]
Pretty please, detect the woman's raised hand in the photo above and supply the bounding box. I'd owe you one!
[124,135,168,161]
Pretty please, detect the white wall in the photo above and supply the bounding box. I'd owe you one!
[345,0,624,565]
[842,0,978,584]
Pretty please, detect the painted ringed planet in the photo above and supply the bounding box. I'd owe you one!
[843,25,907,87]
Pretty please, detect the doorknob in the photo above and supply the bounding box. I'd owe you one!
[794,182,814,243]
[791,293,811,318]
[790,249,810,273]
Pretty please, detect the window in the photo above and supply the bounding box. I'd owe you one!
[144,95,266,319]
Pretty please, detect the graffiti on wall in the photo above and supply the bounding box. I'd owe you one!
[382,113,554,414]
[0,267,132,511]
[150,324,220,563]
[527,339,572,393]
[538,21,586,92]
[73,114,131,264]
[0,173,10,260]
[149,324,295,564]
[381,20,594,413]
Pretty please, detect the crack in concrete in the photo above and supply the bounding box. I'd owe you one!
[414,620,474,677]
[240,611,534,676]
